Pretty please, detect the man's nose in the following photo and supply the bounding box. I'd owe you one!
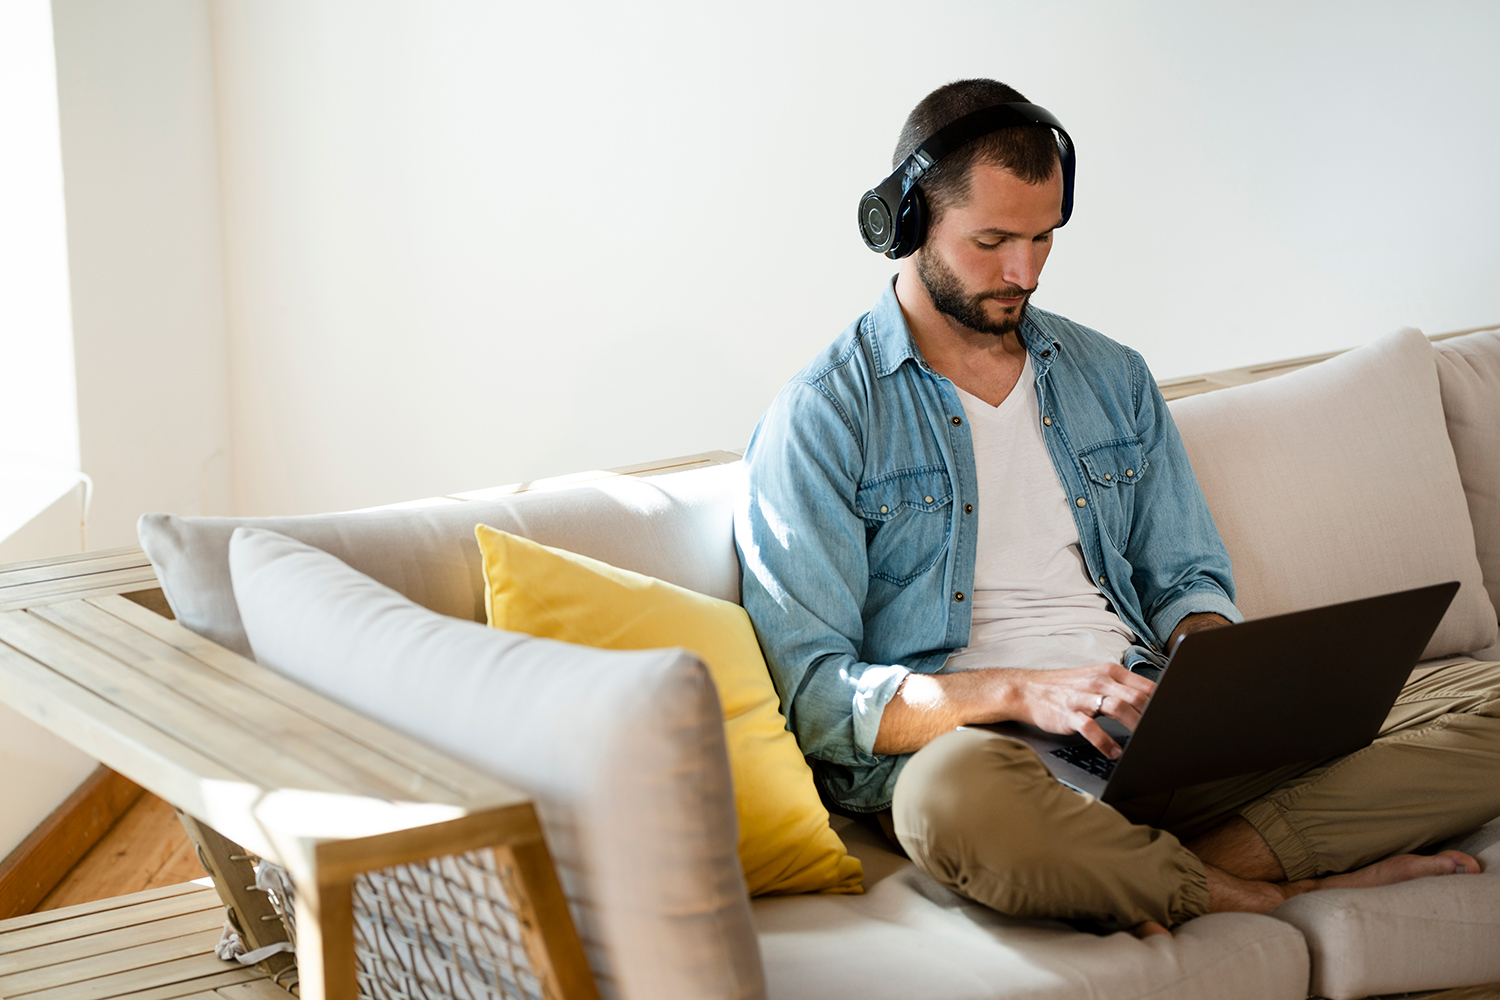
[1001,244,1042,290]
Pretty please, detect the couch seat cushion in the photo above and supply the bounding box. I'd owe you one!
[1168,327,1498,659]
[753,817,1308,1000]
[1270,814,1500,1000]
[229,527,764,1000]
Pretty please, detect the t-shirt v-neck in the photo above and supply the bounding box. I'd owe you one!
[945,354,1136,672]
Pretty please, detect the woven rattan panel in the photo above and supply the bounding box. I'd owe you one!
[351,850,545,1000]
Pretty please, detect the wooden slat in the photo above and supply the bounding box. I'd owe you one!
[0,548,145,581]
[0,886,211,938]
[0,569,163,612]
[0,767,146,919]
[0,889,221,955]
[212,981,289,1000]
[88,595,511,804]
[0,928,222,995]
[0,553,154,593]
[32,601,447,804]
[0,642,273,859]
[18,959,263,1000]
[0,611,351,798]
[0,908,224,976]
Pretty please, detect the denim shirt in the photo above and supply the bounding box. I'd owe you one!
[734,279,1242,813]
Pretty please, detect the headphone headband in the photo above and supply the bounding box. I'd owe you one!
[858,101,1076,259]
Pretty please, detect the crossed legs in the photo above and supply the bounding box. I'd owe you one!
[891,658,1500,930]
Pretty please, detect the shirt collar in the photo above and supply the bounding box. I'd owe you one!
[866,275,1062,379]
[865,277,923,378]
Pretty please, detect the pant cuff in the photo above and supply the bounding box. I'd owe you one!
[1240,798,1319,881]
[1169,852,1211,926]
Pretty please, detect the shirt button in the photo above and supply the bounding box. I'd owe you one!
[954,592,965,602]
[1126,468,1134,477]
[1042,416,1052,427]
[924,495,934,504]
[1076,497,1088,508]
[1104,473,1112,481]
[951,416,963,426]
[965,503,973,513]
[879,505,888,514]
[1098,574,1107,586]
[1040,349,1052,358]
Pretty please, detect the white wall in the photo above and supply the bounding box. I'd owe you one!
[205,0,1500,517]
[0,0,97,865]
[53,0,234,550]
[0,0,233,863]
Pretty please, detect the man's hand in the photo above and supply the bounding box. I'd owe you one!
[1168,612,1232,653]
[873,663,1155,758]
[992,664,1156,759]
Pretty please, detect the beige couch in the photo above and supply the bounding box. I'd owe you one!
[134,326,1500,1000]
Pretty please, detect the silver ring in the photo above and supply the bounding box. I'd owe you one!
[1094,694,1106,715]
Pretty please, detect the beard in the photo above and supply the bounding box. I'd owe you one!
[917,248,1034,337]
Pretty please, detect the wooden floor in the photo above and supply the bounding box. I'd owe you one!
[36,794,206,913]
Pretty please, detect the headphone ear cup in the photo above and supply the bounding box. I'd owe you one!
[888,186,928,259]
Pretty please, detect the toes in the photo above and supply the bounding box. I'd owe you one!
[1131,920,1173,939]
[1437,850,1484,875]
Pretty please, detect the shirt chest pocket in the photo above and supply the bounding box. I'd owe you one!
[1077,440,1148,546]
[856,468,953,586]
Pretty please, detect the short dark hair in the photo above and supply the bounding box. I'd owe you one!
[894,79,1061,224]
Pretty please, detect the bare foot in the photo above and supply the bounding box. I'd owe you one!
[1284,850,1484,898]
[1131,920,1172,939]
[1206,850,1484,915]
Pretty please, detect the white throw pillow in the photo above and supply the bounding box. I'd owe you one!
[1434,331,1500,634]
[229,527,764,1000]
[141,462,742,657]
[1168,327,1498,659]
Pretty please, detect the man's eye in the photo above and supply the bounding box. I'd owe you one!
[1035,232,1054,243]
[977,240,1002,249]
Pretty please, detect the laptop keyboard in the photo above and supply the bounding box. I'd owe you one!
[1051,735,1131,779]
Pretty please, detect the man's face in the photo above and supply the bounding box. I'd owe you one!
[916,160,1064,337]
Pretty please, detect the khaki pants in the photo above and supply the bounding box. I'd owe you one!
[891,659,1500,928]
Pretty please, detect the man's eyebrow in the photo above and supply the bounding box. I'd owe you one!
[971,219,1066,238]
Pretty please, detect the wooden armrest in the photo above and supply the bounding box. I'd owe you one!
[0,551,596,1000]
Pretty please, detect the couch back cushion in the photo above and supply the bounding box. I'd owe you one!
[230,527,765,1000]
[1168,327,1498,659]
[141,462,744,657]
[1434,330,1500,639]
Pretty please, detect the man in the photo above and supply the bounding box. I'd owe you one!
[735,78,1500,935]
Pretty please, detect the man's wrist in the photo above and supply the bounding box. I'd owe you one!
[1167,612,1232,652]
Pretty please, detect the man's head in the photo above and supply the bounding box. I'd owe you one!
[898,80,1066,338]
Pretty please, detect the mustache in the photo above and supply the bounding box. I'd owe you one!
[980,284,1037,301]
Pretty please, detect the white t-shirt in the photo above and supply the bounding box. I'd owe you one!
[942,354,1136,673]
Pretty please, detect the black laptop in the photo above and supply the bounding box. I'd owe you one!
[982,581,1460,803]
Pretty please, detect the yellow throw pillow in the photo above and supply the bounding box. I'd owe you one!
[475,524,863,896]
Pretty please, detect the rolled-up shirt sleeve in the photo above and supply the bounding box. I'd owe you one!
[735,380,909,766]
[1122,348,1244,642]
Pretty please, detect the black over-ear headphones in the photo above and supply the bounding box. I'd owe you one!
[858,102,1076,259]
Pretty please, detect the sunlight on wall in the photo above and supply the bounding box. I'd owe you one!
[0,0,81,547]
